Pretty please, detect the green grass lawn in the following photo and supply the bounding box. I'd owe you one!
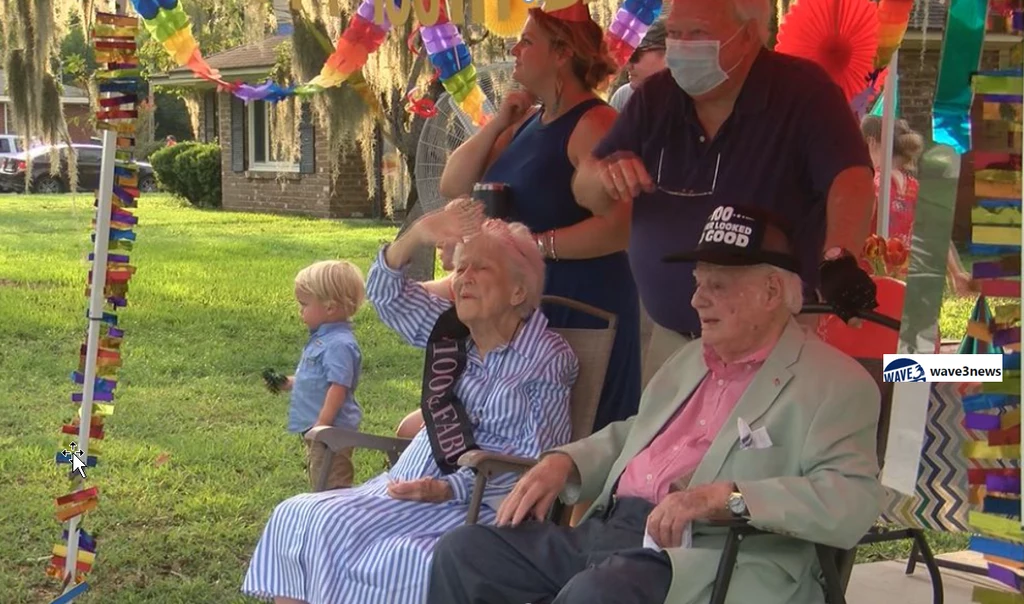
[0,193,990,601]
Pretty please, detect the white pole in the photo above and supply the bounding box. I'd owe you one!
[877,50,900,238]
[62,124,117,594]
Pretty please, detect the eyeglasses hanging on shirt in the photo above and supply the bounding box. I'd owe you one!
[654,148,721,198]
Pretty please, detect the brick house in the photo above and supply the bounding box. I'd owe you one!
[149,36,380,218]
[0,70,94,143]
[894,0,1022,243]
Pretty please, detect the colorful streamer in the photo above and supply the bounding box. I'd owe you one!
[47,11,143,596]
[418,0,490,126]
[293,0,390,94]
[873,0,913,69]
[605,0,664,67]
[130,0,229,87]
[134,0,670,126]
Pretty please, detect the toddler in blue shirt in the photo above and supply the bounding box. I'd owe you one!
[268,260,365,490]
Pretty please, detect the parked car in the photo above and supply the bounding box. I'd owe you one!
[0,134,38,163]
[0,143,157,194]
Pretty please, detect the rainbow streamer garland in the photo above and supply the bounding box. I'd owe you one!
[605,0,664,67]
[130,0,228,86]
[292,0,391,96]
[419,0,489,125]
[133,0,667,125]
[45,11,143,596]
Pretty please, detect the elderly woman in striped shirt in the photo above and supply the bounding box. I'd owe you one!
[242,202,578,604]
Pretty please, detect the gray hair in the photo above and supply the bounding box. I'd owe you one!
[453,219,546,318]
[731,0,772,44]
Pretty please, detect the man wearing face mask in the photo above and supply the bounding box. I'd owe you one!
[572,0,877,384]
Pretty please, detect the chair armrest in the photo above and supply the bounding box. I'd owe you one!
[702,517,769,536]
[305,426,411,463]
[458,450,539,477]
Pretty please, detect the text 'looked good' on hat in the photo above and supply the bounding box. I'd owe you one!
[662,205,801,274]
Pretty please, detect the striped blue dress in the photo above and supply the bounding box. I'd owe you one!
[242,248,577,604]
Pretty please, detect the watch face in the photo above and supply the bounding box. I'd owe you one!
[728,494,746,514]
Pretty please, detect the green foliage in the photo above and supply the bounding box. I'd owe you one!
[0,194,408,602]
[137,139,169,161]
[150,141,222,208]
[153,92,195,141]
[58,15,95,88]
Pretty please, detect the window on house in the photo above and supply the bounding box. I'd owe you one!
[203,90,218,143]
[247,100,299,172]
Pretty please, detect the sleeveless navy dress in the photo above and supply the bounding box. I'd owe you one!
[482,97,641,431]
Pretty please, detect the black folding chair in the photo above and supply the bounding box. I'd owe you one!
[708,304,945,604]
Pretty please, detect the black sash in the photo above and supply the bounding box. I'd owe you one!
[420,307,479,474]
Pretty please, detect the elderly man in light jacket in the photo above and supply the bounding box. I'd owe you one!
[427,205,883,604]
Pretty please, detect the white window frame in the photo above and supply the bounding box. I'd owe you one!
[246,100,300,173]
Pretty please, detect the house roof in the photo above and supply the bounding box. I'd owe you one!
[0,69,90,104]
[150,35,289,87]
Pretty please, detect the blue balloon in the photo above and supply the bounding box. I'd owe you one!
[131,0,160,20]
[430,44,472,81]
[157,0,179,9]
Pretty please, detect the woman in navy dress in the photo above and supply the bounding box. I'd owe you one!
[437,1,641,431]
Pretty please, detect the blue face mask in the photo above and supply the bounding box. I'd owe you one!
[665,27,745,97]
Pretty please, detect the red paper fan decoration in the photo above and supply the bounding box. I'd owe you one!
[775,0,880,102]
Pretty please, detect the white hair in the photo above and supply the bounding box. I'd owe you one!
[754,264,805,315]
[453,219,546,318]
[731,0,772,44]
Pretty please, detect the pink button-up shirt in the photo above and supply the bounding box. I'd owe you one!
[617,340,777,504]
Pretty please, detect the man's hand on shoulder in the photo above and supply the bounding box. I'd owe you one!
[496,452,578,527]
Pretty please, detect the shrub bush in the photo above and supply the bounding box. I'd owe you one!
[150,142,222,208]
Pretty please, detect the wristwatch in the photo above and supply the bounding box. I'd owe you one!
[727,491,748,517]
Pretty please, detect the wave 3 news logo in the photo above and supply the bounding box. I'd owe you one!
[883,354,1004,383]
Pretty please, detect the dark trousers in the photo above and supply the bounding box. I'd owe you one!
[428,497,673,604]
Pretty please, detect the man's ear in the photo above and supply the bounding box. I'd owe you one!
[765,272,784,307]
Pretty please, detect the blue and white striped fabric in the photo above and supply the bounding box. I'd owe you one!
[242,248,578,604]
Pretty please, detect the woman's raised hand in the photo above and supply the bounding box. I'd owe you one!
[497,90,537,129]
[414,199,484,247]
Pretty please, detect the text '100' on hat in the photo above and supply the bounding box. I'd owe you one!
[662,205,802,274]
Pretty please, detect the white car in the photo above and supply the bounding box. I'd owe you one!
[0,134,29,160]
